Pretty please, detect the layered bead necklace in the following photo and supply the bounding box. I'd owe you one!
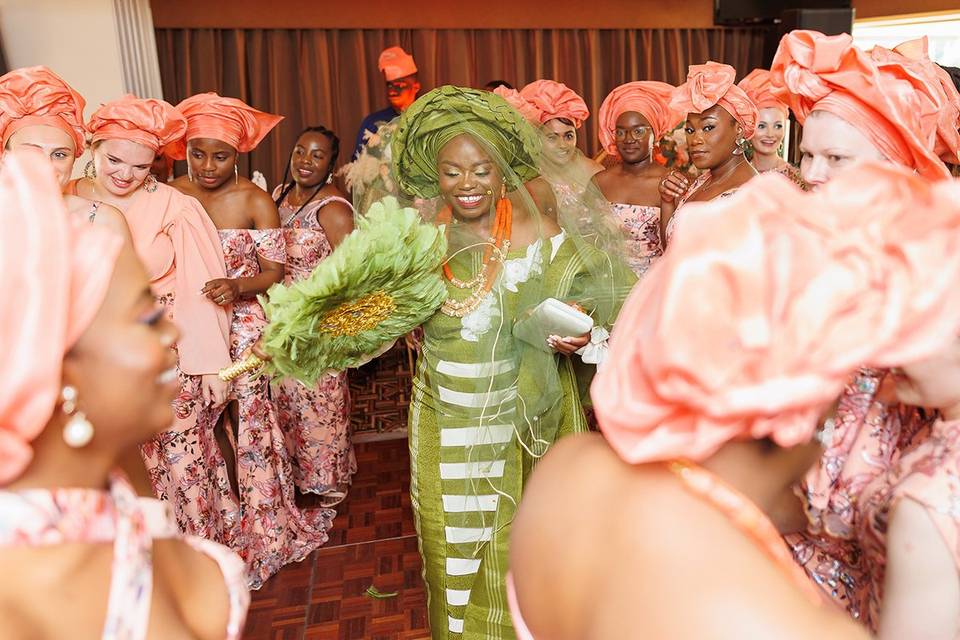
[437,196,513,318]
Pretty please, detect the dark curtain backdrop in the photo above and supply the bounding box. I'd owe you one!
[156,28,765,188]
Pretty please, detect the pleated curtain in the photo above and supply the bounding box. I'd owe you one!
[155,27,765,187]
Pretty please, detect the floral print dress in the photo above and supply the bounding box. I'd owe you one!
[609,203,663,277]
[848,418,960,633]
[215,227,335,588]
[787,368,938,626]
[273,188,357,497]
[0,472,249,640]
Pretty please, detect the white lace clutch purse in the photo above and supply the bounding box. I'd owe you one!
[514,298,594,352]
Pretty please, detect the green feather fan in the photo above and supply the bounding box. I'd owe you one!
[258,196,446,385]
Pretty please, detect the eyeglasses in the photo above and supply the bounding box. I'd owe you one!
[387,79,415,92]
[615,126,652,140]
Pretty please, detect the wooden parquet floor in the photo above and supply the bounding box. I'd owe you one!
[243,438,430,639]
[348,343,415,436]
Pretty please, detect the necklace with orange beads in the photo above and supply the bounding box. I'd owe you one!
[437,196,513,318]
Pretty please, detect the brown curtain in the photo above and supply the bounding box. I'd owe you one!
[156,28,765,189]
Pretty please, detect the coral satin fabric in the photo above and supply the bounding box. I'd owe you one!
[770,30,955,180]
[597,81,683,156]
[592,163,960,464]
[67,180,231,376]
[671,61,759,139]
[170,92,283,159]
[518,80,590,128]
[0,66,87,153]
[0,153,122,483]
[88,95,186,153]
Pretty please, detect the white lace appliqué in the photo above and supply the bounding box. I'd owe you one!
[459,238,551,342]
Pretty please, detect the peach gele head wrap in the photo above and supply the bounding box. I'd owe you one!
[592,162,960,464]
[170,92,283,160]
[670,61,759,139]
[0,66,87,154]
[869,37,960,166]
[87,95,187,153]
[737,68,790,116]
[492,85,542,123]
[517,80,590,129]
[770,30,950,180]
[378,46,418,82]
[597,81,683,157]
[0,151,123,484]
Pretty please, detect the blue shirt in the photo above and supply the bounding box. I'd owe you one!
[353,106,400,159]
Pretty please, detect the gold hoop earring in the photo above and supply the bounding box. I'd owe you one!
[84,160,97,180]
[60,385,94,448]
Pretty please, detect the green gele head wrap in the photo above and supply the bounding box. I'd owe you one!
[391,85,542,199]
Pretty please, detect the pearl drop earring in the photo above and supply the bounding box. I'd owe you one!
[60,385,94,448]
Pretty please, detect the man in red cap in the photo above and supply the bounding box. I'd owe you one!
[353,45,421,158]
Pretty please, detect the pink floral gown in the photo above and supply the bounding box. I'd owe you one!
[787,368,938,625]
[0,472,249,640]
[273,187,357,496]
[216,227,335,588]
[846,418,960,633]
[610,203,662,277]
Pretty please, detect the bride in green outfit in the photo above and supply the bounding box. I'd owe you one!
[384,86,632,639]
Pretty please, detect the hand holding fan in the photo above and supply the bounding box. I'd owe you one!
[220,196,447,385]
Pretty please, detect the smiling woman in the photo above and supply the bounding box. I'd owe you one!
[272,124,358,513]
[0,66,132,244]
[68,95,239,546]
[377,85,633,639]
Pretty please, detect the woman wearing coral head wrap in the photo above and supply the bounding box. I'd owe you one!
[70,96,240,546]
[593,81,682,277]
[770,30,957,187]
[169,94,331,588]
[0,151,249,640]
[507,163,960,639]
[496,80,603,217]
[769,32,960,635]
[737,68,804,186]
[388,85,627,639]
[0,66,131,242]
[659,61,759,245]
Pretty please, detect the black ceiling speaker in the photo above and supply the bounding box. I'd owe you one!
[715,0,852,26]
[762,8,856,67]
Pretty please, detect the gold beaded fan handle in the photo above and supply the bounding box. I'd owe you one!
[218,354,264,382]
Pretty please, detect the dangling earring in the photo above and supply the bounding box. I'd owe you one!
[234,164,239,185]
[777,141,785,157]
[60,385,94,448]
[143,174,158,193]
[187,164,194,182]
[84,160,97,180]
[499,183,507,200]
[734,130,746,156]
[325,173,333,185]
